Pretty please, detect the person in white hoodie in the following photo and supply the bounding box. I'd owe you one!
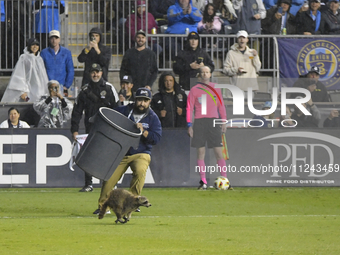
[223,30,261,95]
[1,38,49,103]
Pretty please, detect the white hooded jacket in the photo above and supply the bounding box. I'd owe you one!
[223,43,261,91]
[1,48,49,103]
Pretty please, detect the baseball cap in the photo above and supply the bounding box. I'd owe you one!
[49,30,60,38]
[137,0,146,7]
[262,101,272,109]
[136,30,146,37]
[308,66,320,75]
[236,30,248,38]
[27,38,40,47]
[188,32,199,40]
[309,0,321,3]
[122,75,133,84]
[90,63,102,72]
[135,88,152,100]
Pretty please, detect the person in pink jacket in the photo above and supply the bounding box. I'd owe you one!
[125,0,162,55]
[197,3,223,48]
[187,66,229,190]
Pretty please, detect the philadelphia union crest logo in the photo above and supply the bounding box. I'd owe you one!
[297,40,340,88]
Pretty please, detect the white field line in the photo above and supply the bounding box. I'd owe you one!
[0,214,338,219]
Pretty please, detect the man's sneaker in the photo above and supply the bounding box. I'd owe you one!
[79,185,93,192]
[198,180,207,190]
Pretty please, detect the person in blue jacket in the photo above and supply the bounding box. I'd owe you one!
[94,87,162,215]
[40,30,74,95]
[166,0,202,34]
[33,1,65,49]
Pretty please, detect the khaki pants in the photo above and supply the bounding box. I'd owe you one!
[98,153,151,207]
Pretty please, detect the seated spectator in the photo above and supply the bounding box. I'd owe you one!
[1,38,49,103]
[291,66,330,102]
[262,0,297,34]
[295,0,322,34]
[279,106,296,127]
[250,101,276,128]
[173,32,215,91]
[33,80,73,128]
[264,0,305,16]
[291,97,320,127]
[150,0,175,26]
[323,109,340,127]
[125,1,162,55]
[166,0,202,34]
[213,0,238,26]
[151,71,187,127]
[118,75,135,106]
[0,107,30,128]
[197,3,223,47]
[320,0,340,34]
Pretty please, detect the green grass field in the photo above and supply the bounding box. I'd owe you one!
[0,187,339,255]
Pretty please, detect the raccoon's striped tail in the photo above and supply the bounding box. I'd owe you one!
[98,203,108,219]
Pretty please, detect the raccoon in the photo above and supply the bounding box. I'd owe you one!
[98,188,151,223]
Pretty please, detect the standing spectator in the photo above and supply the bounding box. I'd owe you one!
[223,30,261,95]
[40,30,74,95]
[187,66,228,189]
[33,80,73,128]
[0,108,30,128]
[232,0,266,35]
[197,3,223,47]
[262,0,297,34]
[118,75,135,106]
[120,30,158,92]
[78,27,111,86]
[166,0,202,34]
[125,1,162,55]
[320,0,340,34]
[291,66,330,102]
[151,71,187,127]
[295,0,322,34]
[173,31,215,91]
[94,88,162,214]
[323,109,340,127]
[150,0,175,26]
[71,63,119,192]
[1,38,49,103]
[291,98,320,127]
[33,1,65,50]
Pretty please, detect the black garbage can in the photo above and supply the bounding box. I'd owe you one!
[75,107,142,181]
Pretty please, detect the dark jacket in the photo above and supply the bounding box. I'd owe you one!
[262,6,296,34]
[291,104,321,127]
[295,10,322,34]
[120,47,158,92]
[150,0,175,19]
[71,78,118,133]
[151,71,187,128]
[323,116,340,127]
[320,9,340,35]
[77,27,112,86]
[173,33,215,90]
[291,76,330,102]
[116,104,162,155]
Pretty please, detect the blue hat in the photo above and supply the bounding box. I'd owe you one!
[263,101,272,109]
[135,88,152,100]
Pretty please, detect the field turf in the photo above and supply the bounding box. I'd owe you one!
[0,187,339,255]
